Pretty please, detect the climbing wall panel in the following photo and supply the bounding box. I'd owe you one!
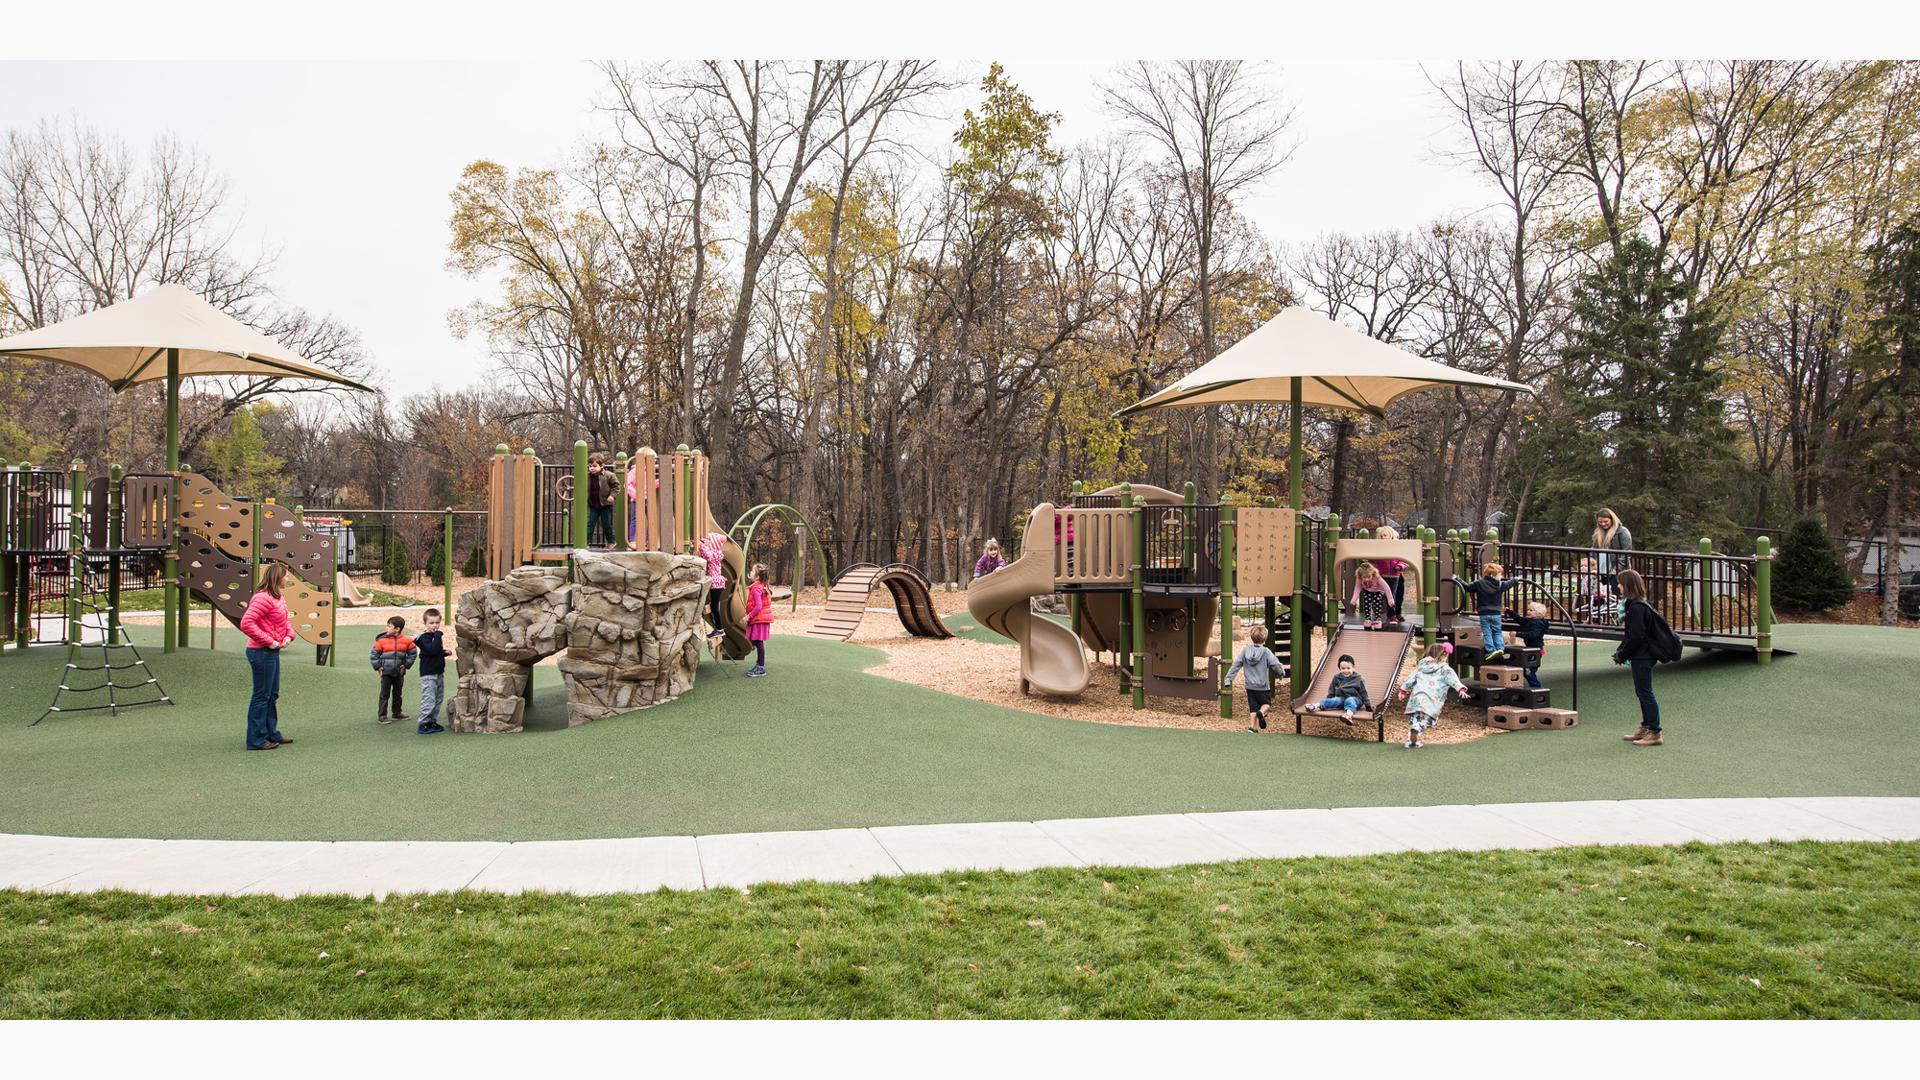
[174,473,254,558]
[280,574,335,646]
[178,532,252,628]
[255,506,337,590]
[1235,507,1297,597]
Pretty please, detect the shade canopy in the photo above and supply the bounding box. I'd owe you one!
[1115,305,1530,418]
[0,283,372,392]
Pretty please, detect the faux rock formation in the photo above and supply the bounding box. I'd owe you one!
[445,552,707,733]
[558,549,707,725]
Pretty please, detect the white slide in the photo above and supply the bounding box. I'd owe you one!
[966,503,1091,697]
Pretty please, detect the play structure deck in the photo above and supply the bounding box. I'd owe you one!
[806,563,952,641]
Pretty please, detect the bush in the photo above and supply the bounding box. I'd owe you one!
[380,533,413,587]
[461,544,485,578]
[1771,517,1854,612]
[425,535,449,586]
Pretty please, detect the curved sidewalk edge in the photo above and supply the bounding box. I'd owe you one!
[3,797,1916,899]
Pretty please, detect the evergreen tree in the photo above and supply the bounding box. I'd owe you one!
[1522,237,1743,547]
[1772,516,1856,612]
[461,544,485,579]
[380,532,412,586]
[425,534,449,586]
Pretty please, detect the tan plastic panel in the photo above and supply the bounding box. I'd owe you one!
[1235,507,1297,597]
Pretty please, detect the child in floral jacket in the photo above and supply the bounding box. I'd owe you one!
[1396,643,1468,749]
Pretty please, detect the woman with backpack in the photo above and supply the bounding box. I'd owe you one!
[1612,569,1677,747]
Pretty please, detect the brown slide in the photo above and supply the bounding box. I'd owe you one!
[966,503,1091,697]
[1291,625,1416,742]
[807,564,954,641]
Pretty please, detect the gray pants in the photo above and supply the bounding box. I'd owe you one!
[419,673,444,722]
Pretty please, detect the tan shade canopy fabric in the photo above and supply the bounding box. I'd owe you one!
[1116,305,1530,417]
[0,283,372,392]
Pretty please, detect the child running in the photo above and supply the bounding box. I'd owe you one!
[370,615,418,725]
[1222,624,1288,733]
[1301,653,1370,725]
[1517,601,1551,689]
[1350,561,1395,630]
[696,530,729,640]
[413,607,451,734]
[1460,562,1525,660]
[744,563,773,677]
[1397,642,1470,748]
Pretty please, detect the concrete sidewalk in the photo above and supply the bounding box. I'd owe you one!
[3,796,1914,898]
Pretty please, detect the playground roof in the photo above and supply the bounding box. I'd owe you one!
[0,284,373,392]
[1115,306,1531,418]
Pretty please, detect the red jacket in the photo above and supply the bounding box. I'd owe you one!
[745,582,774,626]
[239,591,293,649]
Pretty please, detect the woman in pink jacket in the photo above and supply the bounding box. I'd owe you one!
[238,562,298,750]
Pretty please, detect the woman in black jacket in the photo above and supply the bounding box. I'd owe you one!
[1612,569,1663,746]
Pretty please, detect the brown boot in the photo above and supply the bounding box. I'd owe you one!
[1633,731,1663,746]
[1623,726,1650,742]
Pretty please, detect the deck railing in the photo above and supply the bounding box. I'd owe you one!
[1461,540,1760,640]
[1052,507,1133,585]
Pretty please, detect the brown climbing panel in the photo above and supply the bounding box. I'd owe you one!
[178,531,252,627]
[279,573,335,646]
[122,474,173,550]
[254,505,337,590]
[174,473,254,558]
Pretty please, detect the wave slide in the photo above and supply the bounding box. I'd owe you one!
[693,499,754,662]
[966,502,1091,697]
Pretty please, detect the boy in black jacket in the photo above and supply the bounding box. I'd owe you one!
[414,607,451,735]
[1459,562,1526,661]
[1517,600,1551,688]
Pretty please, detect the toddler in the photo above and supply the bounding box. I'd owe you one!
[1517,601,1551,689]
[370,615,417,725]
[1397,643,1470,748]
[1373,525,1408,622]
[1223,624,1288,733]
[744,563,773,677]
[1302,654,1370,725]
[1350,562,1395,630]
[414,607,450,734]
[1460,562,1525,661]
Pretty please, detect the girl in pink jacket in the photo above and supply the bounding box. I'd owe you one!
[239,563,297,750]
[1350,561,1395,630]
[744,563,773,677]
[696,531,729,638]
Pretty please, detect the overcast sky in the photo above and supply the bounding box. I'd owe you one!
[0,60,1495,400]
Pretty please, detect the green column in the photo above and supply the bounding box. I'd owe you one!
[1289,513,1308,696]
[1482,527,1500,571]
[612,451,629,552]
[1068,479,1083,641]
[107,464,123,638]
[1217,497,1235,719]
[1287,376,1307,697]
[571,441,589,550]
[1697,537,1713,633]
[1130,495,1146,710]
[163,348,181,654]
[1325,515,1343,631]
[1116,483,1133,680]
[444,508,456,615]
[1420,527,1439,649]
[67,460,84,644]
[1755,535,1773,665]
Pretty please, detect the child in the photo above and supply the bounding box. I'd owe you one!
[1350,561,1395,630]
[1397,642,1470,748]
[370,615,418,725]
[974,539,1005,579]
[696,530,729,639]
[1460,562,1525,661]
[1373,525,1408,622]
[585,453,616,547]
[1302,654,1370,725]
[744,563,773,677]
[414,607,450,734]
[1222,624,1288,733]
[1517,601,1550,689]
[1577,556,1612,620]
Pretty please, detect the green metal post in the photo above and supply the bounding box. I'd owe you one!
[444,508,456,616]
[571,440,589,550]
[1755,535,1773,665]
[1290,513,1308,696]
[67,460,84,644]
[107,464,123,638]
[163,348,180,654]
[1325,515,1342,632]
[1698,537,1713,633]
[612,452,629,552]
[1130,495,1146,710]
[1421,526,1439,649]
[1117,483,1133,681]
[1218,497,1235,719]
[1068,479,1083,641]
[1483,527,1500,571]
[0,459,11,652]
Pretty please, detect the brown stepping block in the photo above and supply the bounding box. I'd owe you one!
[1532,708,1578,728]
[1487,706,1535,729]
[1451,624,1484,648]
[1480,665,1526,687]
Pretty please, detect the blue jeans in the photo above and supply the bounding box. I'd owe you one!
[1316,696,1361,712]
[245,647,283,749]
[1630,658,1660,732]
[1524,666,1542,689]
[1480,613,1505,655]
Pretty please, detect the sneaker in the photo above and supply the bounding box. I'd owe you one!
[1623,726,1651,742]
[1341,709,1355,725]
[393,713,412,722]
[1247,726,1261,734]
[1633,732,1663,747]
[1412,739,1424,749]
[746,666,767,678]
[377,716,393,725]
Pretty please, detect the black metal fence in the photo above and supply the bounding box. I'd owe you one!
[298,509,489,584]
[1461,539,1758,640]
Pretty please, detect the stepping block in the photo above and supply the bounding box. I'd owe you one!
[1459,683,1488,706]
[1520,687,1553,708]
[1532,708,1579,729]
[1486,687,1530,707]
[1487,706,1536,729]
[1451,645,1486,668]
[1451,625,1484,648]
[1508,646,1543,667]
[1481,665,1526,687]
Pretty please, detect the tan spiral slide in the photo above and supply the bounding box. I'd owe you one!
[966,502,1091,697]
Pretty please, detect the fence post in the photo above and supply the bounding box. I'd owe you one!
[1755,535,1773,665]
[1130,494,1146,710]
[1698,537,1714,633]
[67,459,84,645]
[1421,526,1439,650]
[612,451,629,552]
[570,441,589,551]
[1217,496,1235,719]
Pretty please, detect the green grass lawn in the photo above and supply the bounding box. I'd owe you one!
[2,840,1914,1018]
[0,622,1911,842]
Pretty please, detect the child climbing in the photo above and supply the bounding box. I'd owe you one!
[1302,654,1370,726]
[1518,600,1551,689]
[1351,561,1395,630]
[1397,642,1469,749]
[1460,562,1525,661]
[1373,525,1408,623]
[1223,624,1288,734]
[744,563,773,678]
[696,529,729,639]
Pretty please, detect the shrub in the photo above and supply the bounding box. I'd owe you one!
[380,533,413,586]
[1771,517,1854,612]
[425,535,449,586]
[461,544,485,578]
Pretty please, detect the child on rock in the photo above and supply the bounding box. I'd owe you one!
[1397,643,1469,748]
[1351,562,1395,630]
[1223,624,1288,733]
[1302,654,1370,725]
[744,563,773,677]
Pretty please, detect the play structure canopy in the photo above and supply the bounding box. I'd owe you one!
[1115,305,1532,420]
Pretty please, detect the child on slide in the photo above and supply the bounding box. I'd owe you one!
[697,530,729,640]
[1397,642,1470,749]
[1302,654,1371,726]
[1223,624,1288,733]
[1351,561,1395,630]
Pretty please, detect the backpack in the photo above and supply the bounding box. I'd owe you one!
[1640,601,1683,663]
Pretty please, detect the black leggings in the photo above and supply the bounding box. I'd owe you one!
[707,587,725,633]
[754,640,766,667]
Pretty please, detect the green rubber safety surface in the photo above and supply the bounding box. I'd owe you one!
[0,623,1910,842]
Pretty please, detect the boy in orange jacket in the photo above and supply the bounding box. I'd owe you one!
[370,615,418,725]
